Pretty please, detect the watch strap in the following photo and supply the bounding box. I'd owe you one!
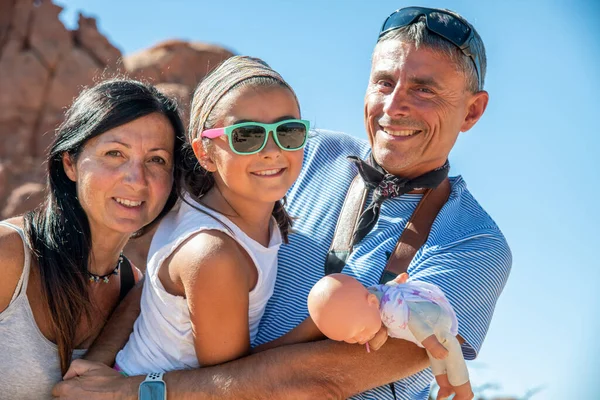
[145,372,164,382]
[139,372,166,400]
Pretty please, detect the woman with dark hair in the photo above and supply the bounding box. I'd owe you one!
[0,78,186,399]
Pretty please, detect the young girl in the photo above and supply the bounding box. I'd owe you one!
[115,56,310,373]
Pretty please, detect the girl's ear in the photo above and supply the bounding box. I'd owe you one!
[62,153,77,182]
[192,137,216,172]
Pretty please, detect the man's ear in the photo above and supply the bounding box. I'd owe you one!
[461,90,489,133]
[62,153,77,182]
[191,137,216,172]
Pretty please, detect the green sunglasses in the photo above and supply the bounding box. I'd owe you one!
[201,119,310,155]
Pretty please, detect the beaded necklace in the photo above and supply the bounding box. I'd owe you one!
[87,253,123,284]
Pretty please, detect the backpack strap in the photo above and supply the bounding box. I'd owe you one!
[324,176,451,283]
[118,256,135,302]
[323,175,367,275]
[378,178,451,283]
[323,174,451,400]
[379,178,451,399]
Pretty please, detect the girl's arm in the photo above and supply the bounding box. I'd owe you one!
[252,316,324,353]
[169,230,253,366]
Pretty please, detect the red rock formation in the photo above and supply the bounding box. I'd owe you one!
[0,0,120,160]
[125,40,232,88]
[1,181,44,219]
[0,0,234,268]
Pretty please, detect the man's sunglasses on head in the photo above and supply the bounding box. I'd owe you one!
[379,6,483,90]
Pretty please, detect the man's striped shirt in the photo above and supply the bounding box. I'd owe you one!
[255,130,512,399]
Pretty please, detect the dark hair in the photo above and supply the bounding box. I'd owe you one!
[23,78,186,374]
[182,56,298,242]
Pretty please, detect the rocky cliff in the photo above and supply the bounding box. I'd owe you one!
[0,0,233,266]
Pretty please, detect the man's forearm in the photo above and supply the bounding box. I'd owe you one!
[85,281,143,365]
[161,337,429,400]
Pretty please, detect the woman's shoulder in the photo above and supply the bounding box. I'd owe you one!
[0,217,27,271]
[0,217,28,313]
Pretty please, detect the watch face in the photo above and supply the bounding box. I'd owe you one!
[139,381,166,400]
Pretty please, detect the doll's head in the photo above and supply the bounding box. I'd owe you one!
[308,273,382,344]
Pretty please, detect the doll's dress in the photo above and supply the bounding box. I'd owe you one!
[368,281,458,346]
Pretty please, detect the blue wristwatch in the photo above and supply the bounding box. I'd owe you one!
[138,372,167,400]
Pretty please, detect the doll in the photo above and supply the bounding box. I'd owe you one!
[308,273,473,400]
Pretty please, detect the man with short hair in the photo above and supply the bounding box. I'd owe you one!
[54,7,511,400]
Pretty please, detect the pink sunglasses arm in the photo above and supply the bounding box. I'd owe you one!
[200,128,225,139]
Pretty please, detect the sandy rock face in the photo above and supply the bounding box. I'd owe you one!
[0,0,120,161]
[125,40,232,88]
[0,0,233,268]
[1,182,44,219]
[74,13,121,67]
[124,40,232,121]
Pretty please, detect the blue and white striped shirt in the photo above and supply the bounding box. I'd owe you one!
[255,130,512,399]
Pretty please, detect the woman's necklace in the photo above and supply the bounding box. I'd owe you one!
[87,253,123,284]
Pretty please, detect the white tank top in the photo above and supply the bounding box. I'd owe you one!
[116,199,282,375]
[0,221,86,400]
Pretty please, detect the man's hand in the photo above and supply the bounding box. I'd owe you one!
[52,359,141,400]
[391,273,409,285]
[367,325,388,351]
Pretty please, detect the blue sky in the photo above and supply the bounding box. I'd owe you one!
[58,1,600,398]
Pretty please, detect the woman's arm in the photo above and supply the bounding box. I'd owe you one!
[0,220,26,314]
[169,230,253,366]
[84,281,143,365]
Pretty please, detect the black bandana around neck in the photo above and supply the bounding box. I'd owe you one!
[347,154,450,247]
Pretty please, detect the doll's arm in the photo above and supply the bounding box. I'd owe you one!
[434,331,469,387]
[406,302,449,360]
[428,330,473,399]
[253,316,325,353]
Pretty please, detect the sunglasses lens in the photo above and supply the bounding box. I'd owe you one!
[425,12,471,45]
[381,8,422,34]
[231,125,267,153]
[276,122,307,150]
[380,8,471,46]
